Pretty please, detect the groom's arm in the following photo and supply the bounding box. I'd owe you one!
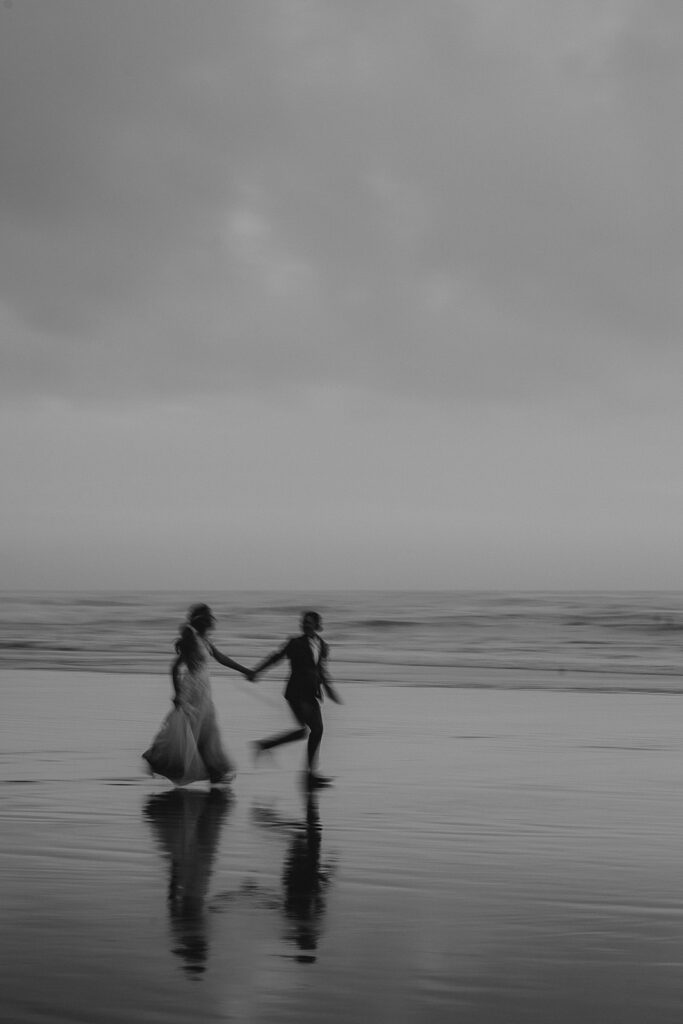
[252,639,290,679]
[319,643,343,704]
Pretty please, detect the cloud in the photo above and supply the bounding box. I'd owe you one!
[1,0,681,410]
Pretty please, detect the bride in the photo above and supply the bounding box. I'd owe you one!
[143,603,253,786]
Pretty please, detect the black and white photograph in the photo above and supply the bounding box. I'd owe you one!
[2,2,683,1021]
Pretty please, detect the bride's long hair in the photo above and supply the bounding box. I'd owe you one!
[174,604,214,671]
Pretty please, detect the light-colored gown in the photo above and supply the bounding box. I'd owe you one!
[143,630,235,786]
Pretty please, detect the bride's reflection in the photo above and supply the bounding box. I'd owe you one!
[252,785,335,963]
[144,788,232,978]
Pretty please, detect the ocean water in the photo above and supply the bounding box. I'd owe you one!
[5,593,683,1021]
[2,589,683,687]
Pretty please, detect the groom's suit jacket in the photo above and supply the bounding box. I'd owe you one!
[264,633,330,705]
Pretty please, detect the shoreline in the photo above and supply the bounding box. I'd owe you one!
[4,663,683,694]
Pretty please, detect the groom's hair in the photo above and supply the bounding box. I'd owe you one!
[301,610,321,630]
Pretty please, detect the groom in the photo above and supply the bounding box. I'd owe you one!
[251,611,342,787]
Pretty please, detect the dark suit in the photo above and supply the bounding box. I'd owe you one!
[275,634,330,704]
[256,633,330,770]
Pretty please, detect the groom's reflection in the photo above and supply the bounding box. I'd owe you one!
[252,784,335,963]
[144,788,232,978]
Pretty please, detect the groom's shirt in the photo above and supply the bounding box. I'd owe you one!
[308,634,321,664]
[263,633,329,704]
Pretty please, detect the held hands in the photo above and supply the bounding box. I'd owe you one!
[244,668,258,683]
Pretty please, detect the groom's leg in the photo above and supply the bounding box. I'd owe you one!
[258,699,308,750]
[258,725,307,750]
[301,701,323,770]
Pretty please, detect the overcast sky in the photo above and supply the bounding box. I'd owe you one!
[2,0,682,590]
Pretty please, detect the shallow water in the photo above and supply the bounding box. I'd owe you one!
[3,671,683,1021]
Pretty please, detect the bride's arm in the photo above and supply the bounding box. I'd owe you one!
[208,642,251,676]
[171,655,184,707]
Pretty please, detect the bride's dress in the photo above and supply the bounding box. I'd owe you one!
[143,631,235,786]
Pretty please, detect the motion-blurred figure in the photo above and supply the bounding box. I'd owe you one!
[251,611,342,787]
[143,603,252,786]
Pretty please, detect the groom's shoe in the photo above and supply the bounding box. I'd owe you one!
[307,771,333,789]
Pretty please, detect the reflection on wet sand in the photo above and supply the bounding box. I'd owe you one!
[251,785,336,963]
[144,788,232,978]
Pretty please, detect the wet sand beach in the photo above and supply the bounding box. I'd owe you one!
[2,669,683,1022]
